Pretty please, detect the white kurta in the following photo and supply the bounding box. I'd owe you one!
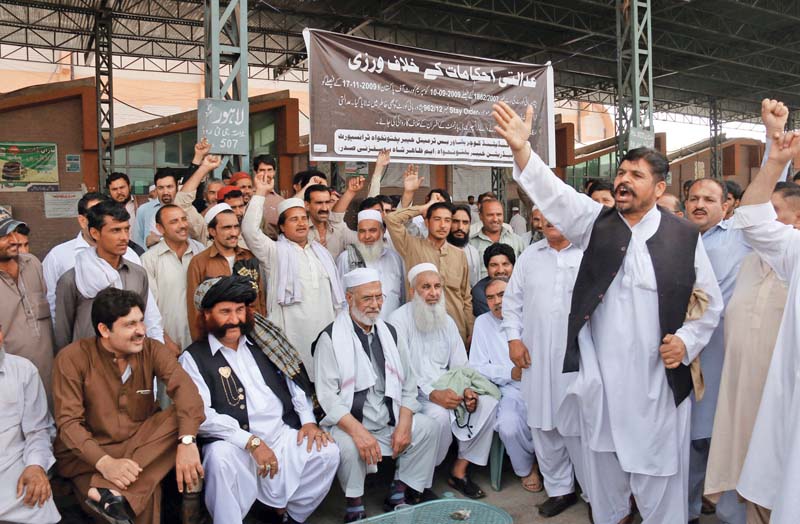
[0,350,60,524]
[389,303,495,466]
[180,335,338,523]
[242,195,341,380]
[514,151,722,475]
[140,238,206,350]
[42,231,141,321]
[502,239,583,435]
[509,213,527,236]
[735,203,800,522]
[470,312,536,477]
[514,151,722,524]
[460,243,481,288]
[335,245,406,318]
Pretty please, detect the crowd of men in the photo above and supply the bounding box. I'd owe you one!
[1,98,799,524]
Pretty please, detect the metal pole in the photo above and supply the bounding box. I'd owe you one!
[204,0,249,174]
[709,96,722,179]
[616,0,653,156]
[94,7,114,185]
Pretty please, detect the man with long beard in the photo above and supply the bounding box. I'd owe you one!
[336,210,405,318]
[181,275,338,524]
[389,264,497,500]
[447,204,481,287]
[314,268,439,522]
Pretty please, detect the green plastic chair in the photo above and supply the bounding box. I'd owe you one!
[359,499,513,523]
[489,431,506,491]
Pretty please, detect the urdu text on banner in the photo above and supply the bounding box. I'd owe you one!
[303,29,555,168]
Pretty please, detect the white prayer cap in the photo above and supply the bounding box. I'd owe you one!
[511,206,519,211]
[149,184,156,192]
[407,262,439,285]
[204,203,233,225]
[357,209,383,224]
[343,268,381,290]
[277,197,305,217]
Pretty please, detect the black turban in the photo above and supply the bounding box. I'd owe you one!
[194,275,257,310]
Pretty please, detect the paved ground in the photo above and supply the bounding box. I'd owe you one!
[313,453,723,524]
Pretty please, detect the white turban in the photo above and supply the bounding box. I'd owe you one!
[277,197,305,217]
[407,262,439,286]
[343,268,381,290]
[204,203,233,225]
[357,209,383,224]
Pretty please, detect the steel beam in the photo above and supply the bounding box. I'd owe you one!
[616,0,653,155]
[709,97,723,179]
[94,7,114,182]
[204,0,249,173]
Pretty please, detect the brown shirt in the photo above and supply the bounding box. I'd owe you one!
[385,205,474,343]
[185,243,266,341]
[0,254,55,401]
[52,337,204,467]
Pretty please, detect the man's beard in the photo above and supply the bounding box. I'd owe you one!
[351,306,380,326]
[412,293,448,333]
[358,238,384,262]
[447,231,469,248]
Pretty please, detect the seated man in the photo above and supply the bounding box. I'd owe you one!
[0,327,60,524]
[469,277,541,493]
[388,263,497,499]
[181,275,339,524]
[314,268,439,523]
[53,288,205,524]
[336,209,406,318]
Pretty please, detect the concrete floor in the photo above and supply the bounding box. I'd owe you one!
[312,454,723,524]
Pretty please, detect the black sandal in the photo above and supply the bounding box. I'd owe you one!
[85,487,135,524]
[447,474,486,499]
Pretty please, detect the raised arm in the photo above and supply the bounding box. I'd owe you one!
[759,98,792,181]
[493,102,602,250]
[333,175,365,214]
[368,149,390,198]
[735,99,800,279]
[177,154,221,243]
[241,171,277,265]
[399,164,421,209]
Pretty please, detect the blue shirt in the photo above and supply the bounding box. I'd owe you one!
[132,200,161,248]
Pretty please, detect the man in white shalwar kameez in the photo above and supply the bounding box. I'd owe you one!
[493,102,722,524]
[0,341,60,524]
[469,277,541,494]
[735,99,800,524]
[336,210,406,318]
[241,171,346,380]
[180,275,339,524]
[502,219,602,518]
[389,263,497,499]
[314,268,439,522]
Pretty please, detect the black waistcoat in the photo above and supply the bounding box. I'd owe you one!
[185,338,301,445]
[564,206,699,406]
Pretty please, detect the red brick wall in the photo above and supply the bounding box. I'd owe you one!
[0,97,88,260]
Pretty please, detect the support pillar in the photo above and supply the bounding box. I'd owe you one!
[204,0,249,174]
[709,97,722,179]
[94,7,114,183]
[616,0,654,157]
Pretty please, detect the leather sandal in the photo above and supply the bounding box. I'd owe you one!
[85,487,135,524]
[447,474,486,499]
[343,505,367,523]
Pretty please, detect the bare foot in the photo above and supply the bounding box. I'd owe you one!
[521,466,543,493]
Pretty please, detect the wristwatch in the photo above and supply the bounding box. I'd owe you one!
[247,436,262,452]
[179,435,196,445]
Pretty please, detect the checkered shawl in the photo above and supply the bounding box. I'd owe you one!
[249,312,318,410]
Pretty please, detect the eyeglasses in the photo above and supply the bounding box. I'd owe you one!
[358,294,386,305]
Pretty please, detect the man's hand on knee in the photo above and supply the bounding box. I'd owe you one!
[95,455,143,491]
[16,465,51,507]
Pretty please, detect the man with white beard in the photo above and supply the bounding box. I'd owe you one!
[389,263,497,499]
[314,268,439,522]
[336,210,405,318]
[469,277,541,494]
